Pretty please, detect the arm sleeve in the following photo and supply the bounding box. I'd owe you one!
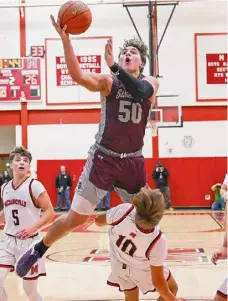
[106,203,134,225]
[110,63,154,101]
[149,234,168,266]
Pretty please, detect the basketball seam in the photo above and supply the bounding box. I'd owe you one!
[63,9,91,26]
[60,2,81,27]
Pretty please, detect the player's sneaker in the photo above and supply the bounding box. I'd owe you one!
[15,243,41,278]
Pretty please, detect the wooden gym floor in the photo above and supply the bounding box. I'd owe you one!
[2,210,227,301]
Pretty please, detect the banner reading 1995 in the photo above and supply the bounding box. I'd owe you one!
[56,55,101,87]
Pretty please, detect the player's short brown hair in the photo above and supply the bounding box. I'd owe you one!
[119,37,148,73]
[9,146,32,163]
[132,187,165,229]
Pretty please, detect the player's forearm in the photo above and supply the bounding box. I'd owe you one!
[62,38,83,83]
[95,214,108,227]
[0,210,5,223]
[31,209,54,233]
[153,279,177,301]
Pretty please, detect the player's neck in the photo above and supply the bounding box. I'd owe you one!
[136,223,154,233]
[129,70,141,79]
[13,174,29,187]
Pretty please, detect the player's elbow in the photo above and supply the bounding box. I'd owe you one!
[152,275,163,289]
[95,220,103,227]
[151,269,167,292]
[71,73,84,85]
[95,214,107,227]
[46,207,55,222]
[152,278,169,295]
[133,84,154,101]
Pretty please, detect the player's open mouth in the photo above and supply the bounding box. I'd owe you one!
[18,167,25,170]
[125,57,131,63]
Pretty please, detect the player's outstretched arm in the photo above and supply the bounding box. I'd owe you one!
[151,266,185,301]
[95,213,108,227]
[50,15,113,94]
[16,191,55,239]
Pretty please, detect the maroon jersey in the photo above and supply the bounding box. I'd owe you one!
[95,75,151,153]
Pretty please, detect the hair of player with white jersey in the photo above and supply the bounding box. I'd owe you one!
[118,37,148,73]
[9,146,32,163]
[132,187,166,230]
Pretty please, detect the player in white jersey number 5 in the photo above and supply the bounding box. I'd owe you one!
[0,146,55,301]
[95,187,185,301]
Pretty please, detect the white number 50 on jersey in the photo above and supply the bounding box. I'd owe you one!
[118,100,142,124]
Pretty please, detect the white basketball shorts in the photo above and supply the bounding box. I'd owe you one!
[0,233,46,279]
[107,257,171,294]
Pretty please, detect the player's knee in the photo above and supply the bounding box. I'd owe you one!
[64,210,88,230]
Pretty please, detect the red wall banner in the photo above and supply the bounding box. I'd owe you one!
[56,55,101,86]
[206,53,227,84]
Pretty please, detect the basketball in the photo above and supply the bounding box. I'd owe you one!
[58,1,92,35]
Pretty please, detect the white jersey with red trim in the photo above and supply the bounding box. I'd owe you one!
[106,203,168,270]
[0,177,46,236]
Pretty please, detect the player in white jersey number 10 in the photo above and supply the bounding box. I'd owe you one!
[95,187,185,301]
[0,146,55,301]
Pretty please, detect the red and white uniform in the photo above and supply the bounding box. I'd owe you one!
[0,177,46,279]
[106,203,170,294]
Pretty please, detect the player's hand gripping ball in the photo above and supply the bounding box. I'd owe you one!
[58,1,92,35]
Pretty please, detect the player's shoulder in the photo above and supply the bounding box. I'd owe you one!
[1,180,12,191]
[144,76,159,89]
[30,177,41,184]
[149,229,167,251]
[1,179,12,187]
[0,181,10,197]
[114,202,134,214]
[106,203,135,225]
[30,178,46,189]
[159,232,167,243]
[154,231,167,251]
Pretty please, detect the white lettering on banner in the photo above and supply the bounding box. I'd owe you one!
[206,53,228,85]
[56,55,102,87]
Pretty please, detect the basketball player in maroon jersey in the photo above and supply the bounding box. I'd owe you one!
[16,16,159,278]
[0,146,54,301]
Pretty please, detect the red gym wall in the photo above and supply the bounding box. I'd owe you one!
[37,157,227,208]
